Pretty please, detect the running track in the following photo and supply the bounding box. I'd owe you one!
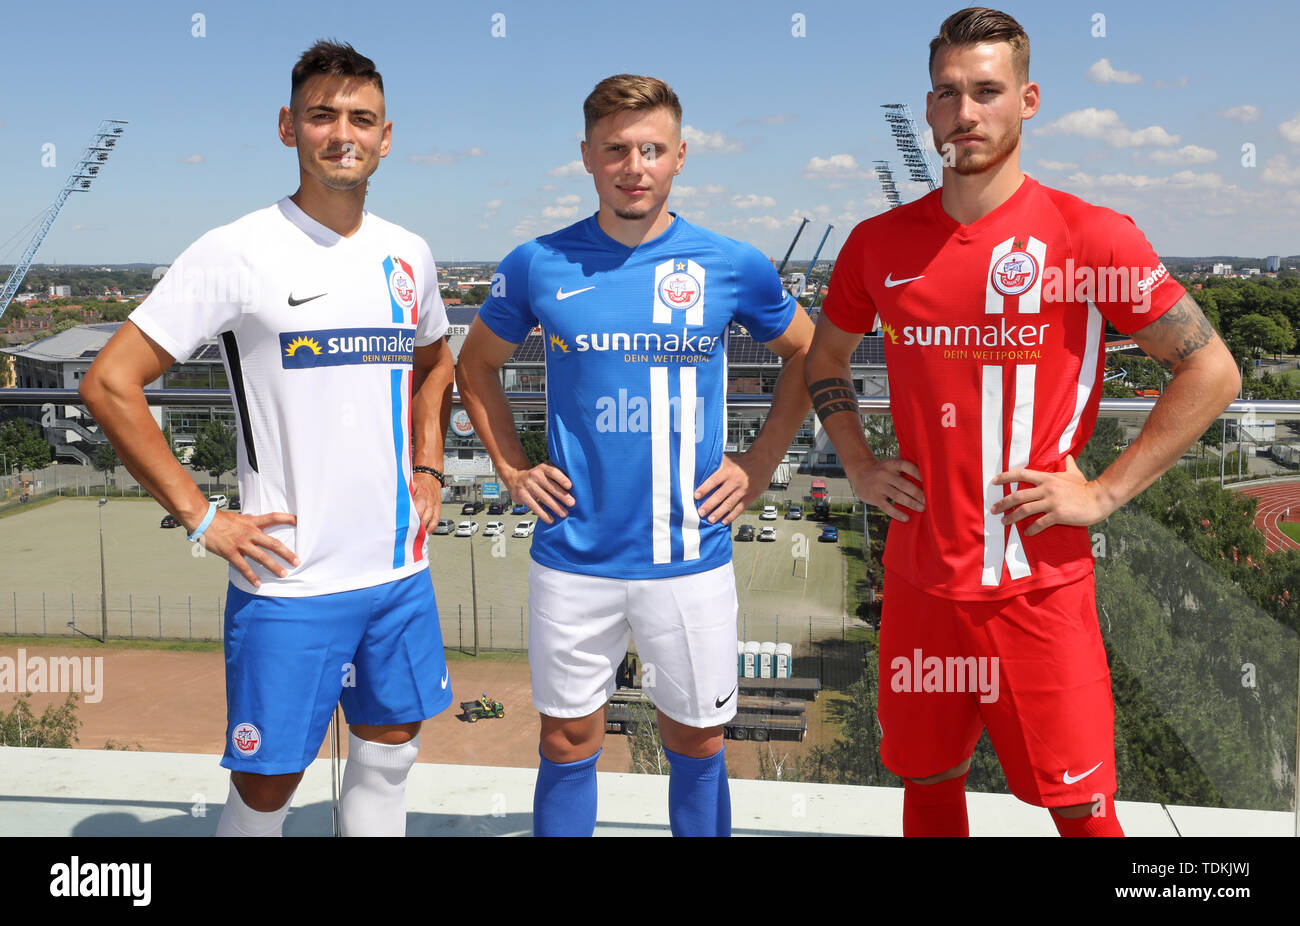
[1233,480,1300,553]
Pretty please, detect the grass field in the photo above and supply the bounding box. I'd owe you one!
[1281,521,1300,544]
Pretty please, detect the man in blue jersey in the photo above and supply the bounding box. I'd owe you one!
[456,74,814,836]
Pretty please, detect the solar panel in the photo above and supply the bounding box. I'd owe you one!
[511,334,545,363]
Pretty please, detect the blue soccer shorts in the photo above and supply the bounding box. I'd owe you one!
[220,570,452,774]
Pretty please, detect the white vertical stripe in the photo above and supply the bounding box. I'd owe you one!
[981,364,1005,586]
[1018,236,1048,314]
[1003,363,1036,580]
[985,236,1016,315]
[678,367,700,561]
[1058,301,1104,454]
[651,367,672,564]
[685,259,705,326]
[652,259,673,325]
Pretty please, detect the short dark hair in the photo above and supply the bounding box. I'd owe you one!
[290,40,383,102]
[583,75,682,138]
[929,7,1029,83]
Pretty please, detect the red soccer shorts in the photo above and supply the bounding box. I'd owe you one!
[877,569,1117,808]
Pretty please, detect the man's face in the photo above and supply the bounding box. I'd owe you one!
[581,107,684,221]
[926,42,1038,176]
[279,74,391,191]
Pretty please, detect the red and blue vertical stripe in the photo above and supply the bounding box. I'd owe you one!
[384,255,426,568]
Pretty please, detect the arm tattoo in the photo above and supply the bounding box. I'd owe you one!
[809,377,859,423]
[1140,293,1216,372]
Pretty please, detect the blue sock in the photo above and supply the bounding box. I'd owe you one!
[533,748,600,837]
[665,745,731,837]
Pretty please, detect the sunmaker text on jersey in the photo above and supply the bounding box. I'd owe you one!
[889,319,1050,348]
[568,328,720,355]
[279,326,416,368]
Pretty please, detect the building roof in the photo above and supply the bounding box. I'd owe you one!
[1,323,220,364]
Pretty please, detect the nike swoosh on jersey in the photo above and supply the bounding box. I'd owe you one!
[714,686,737,709]
[440,671,449,690]
[555,286,596,301]
[1062,761,1104,785]
[883,274,924,288]
[287,292,327,306]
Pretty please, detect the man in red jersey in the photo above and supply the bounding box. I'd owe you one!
[804,7,1239,836]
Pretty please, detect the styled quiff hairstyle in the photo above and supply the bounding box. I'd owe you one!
[583,75,682,138]
[929,7,1030,83]
[291,40,383,103]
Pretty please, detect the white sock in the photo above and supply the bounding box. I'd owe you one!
[215,778,294,837]
[339,732,420,837]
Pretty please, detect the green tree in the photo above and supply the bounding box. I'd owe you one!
[161,423,183,462]
[518,428,548,466]
[93,441,120,485]
[624,700,667,775]
[0,693,82,748]
[191,419,236,480]
[1230,313,1293,360]
[0,418,52,470]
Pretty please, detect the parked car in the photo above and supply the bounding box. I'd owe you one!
[812,500,830,521]
[227,497,241,511]
[760,505,778,520]
[819,525,839,543]
[784,501,802,520]
[735,524,755,542]
[511,503,530,515]
[432,519,456,535]
[513,520,535,538]
[160,515,180,529]
[455,521,480,537]
[483,521,505,537]
[460,501,484,515]
[208,494,228,509]
[758,526,777,542]
[487,502,506,515]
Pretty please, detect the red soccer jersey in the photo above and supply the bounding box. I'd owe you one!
[823,176,1184,600]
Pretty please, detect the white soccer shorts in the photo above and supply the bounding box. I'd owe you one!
[527,560,740,728]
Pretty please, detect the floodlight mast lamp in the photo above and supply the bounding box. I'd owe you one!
[0,119,128,321]
[881,104,938,191]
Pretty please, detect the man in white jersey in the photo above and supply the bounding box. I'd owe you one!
[80,41,454,837]
[457,75,814,836]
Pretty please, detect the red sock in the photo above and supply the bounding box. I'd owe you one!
[1051,794,1124,836]
[903,773,970,837]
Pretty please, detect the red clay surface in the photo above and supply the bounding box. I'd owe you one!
[1234,480,1300,553]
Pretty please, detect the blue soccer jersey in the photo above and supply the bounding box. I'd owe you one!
[477,213,796,579]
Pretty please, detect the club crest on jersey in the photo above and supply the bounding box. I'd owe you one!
[231,722,261,757]
[990,249,1039,296]
[388,263,416,310]
[653,258,705,325]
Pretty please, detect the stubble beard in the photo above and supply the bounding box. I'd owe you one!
[940,120,1021,177]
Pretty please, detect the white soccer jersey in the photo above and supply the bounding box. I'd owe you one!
[130,197,448,596]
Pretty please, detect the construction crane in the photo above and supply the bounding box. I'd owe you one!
[775,216,809,276]
[0,119,128,321]
[797,224,834,311]
[881,103,938,192]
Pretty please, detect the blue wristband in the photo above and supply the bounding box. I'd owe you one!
[187,501,218,543]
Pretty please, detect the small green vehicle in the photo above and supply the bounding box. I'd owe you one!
[461,692,505,722]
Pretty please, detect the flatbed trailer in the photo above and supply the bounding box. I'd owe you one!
[738,676,821,701]
[606,689,809,742]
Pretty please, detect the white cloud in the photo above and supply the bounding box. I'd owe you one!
[547,159,587,178]
[179,154,203,164]
[672,184,726,201]
[1261,155,1300,187]
[555,194,581,205]
[1035,159,1079,171]
[1221,104,1260,123]
[408,147,484,165]
[1033,108,1179,147]
[802,153,868,178]
[681,124,745,154]
[1151,76,1188,89]
[1086,58,1141,85]
[1066,170,1223,190]
[486,199,503,209]
[1143,145,1218,166]
[1280,114,1300,145]
[732,193,776,209]
[542,205,579,219]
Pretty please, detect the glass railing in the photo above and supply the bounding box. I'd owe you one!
[1,388,1297,834]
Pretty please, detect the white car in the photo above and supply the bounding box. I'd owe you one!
[483,521,505,537]
[208,494,228,509]
[455,521,480,537]
[760,505,778,520]
[513,520,535,538]
[758,526,777,542]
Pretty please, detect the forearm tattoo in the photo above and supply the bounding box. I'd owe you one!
[809,377,859,423]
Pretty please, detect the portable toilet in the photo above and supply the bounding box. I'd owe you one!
[775,642,793,678]
[759,641,776,678]
[737,640,745,677]
[742,641,760,678]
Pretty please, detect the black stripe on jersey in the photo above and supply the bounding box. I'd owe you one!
[221,331,259,473]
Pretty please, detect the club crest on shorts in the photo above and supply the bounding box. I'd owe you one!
[990,248,1039,296]
[231,722,262,757]
[652,258,705,325]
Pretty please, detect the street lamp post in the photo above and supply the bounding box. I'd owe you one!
[97,497,108,643]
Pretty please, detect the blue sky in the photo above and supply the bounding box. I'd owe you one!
[3,0,1298,265]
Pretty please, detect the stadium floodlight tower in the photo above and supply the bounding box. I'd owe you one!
[881,103,939,192]
[0,119,128,321]
[873,160,902,209]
